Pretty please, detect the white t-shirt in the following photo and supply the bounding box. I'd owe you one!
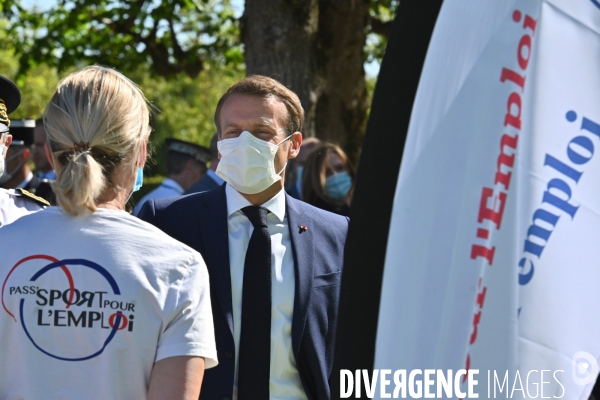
[0,207,218,400]
[0,188,44,227]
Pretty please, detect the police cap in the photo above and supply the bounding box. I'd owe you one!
[9,119,36,146]
[165,138,211,165]
[0,75,21,134]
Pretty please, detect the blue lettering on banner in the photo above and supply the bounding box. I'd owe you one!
[591,0,600,10]
[518,111,599,285]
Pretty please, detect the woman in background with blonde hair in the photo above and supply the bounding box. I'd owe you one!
[0,66,217,399]
[301,143,354,217]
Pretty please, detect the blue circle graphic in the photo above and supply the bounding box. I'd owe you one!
[21,259,121,362]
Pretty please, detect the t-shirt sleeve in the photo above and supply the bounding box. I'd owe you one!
[0,192,43,228]
[155,253,218,369]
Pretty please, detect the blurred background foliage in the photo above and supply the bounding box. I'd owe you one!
[0,0,397,177]
[0,21,244,177]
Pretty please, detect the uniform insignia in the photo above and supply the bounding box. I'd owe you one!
[15,188,50,207]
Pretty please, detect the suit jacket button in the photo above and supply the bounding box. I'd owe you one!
[225,351,233,359]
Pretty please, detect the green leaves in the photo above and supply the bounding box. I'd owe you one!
[6,0,241,79]
[365,0,399,64]
[129,60,244,176]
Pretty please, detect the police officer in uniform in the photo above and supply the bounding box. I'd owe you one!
[0,118,54,203]
[133,138,211,215]
[0,75,49,227]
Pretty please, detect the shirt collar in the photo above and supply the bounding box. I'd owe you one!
[206,169,224,185]
[225,184,286,222]
[38,170,56,180]
[16,171,33,189]
[161,178,184,194]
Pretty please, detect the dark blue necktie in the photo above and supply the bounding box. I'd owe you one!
[238,206,271,399]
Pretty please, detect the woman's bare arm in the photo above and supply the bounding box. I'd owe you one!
[148,356,205,400]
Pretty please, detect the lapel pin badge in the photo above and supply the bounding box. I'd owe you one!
[299,225,308,233]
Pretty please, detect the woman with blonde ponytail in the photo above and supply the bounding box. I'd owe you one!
[0,66,217,400]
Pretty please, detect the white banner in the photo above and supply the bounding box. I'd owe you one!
[372,1,600,398]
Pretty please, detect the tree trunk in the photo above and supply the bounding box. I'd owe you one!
[316,0,370,164]
[242,0,370,164]
[241,0,321,137]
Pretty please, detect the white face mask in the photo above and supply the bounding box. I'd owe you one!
[216,131,293,194]
[0,145,6,180]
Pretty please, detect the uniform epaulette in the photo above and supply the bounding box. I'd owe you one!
[15,188,50,207]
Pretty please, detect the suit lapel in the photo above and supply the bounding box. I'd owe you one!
[287,195,315,356]
[198,185,234,336]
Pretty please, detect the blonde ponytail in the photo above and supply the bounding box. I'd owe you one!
[52,151,105,215]
[44,66,150,216]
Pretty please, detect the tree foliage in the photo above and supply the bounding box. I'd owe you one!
[0,19,64,120]
[132,60,244,176]
[4,0,397,79]
[0,17,243,176]
[366,0,400,64]
[3,0,242,78]
[2,0,399,167]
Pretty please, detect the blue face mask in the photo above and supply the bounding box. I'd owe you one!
[133,167,144,192]
[126,167,144,206]
[325,171,352,201]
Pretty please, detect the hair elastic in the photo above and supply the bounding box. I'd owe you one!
[72,142,91,154]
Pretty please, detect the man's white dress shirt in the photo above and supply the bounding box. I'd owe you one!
[133,178,184,215]
[225,184,307,400]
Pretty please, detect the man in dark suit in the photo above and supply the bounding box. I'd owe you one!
[185,132,224,194]
[139,75,348,400]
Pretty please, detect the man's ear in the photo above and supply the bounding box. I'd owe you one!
[4,134,12,148]
[138,140,148,168]
[44,142,55,169]
[288,132,303,159]
[22,147,31,161]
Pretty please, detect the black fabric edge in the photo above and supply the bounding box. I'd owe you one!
[331,1,444,397]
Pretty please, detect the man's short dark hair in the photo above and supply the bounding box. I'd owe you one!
[166,151,196,176]
[214,75,305,136]
[210,133,218,160]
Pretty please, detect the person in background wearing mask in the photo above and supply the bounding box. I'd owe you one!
[301,143,354,217]
[0,75,48,227]
[33,119,56,180]
[133,137,210,215]
[185,132,225,194]
[285,136,320,200]
[0,118,54,203]
[0,66,217,399]
[139,75,349,400]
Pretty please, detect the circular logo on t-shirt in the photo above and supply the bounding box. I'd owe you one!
[2,254,136,361]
